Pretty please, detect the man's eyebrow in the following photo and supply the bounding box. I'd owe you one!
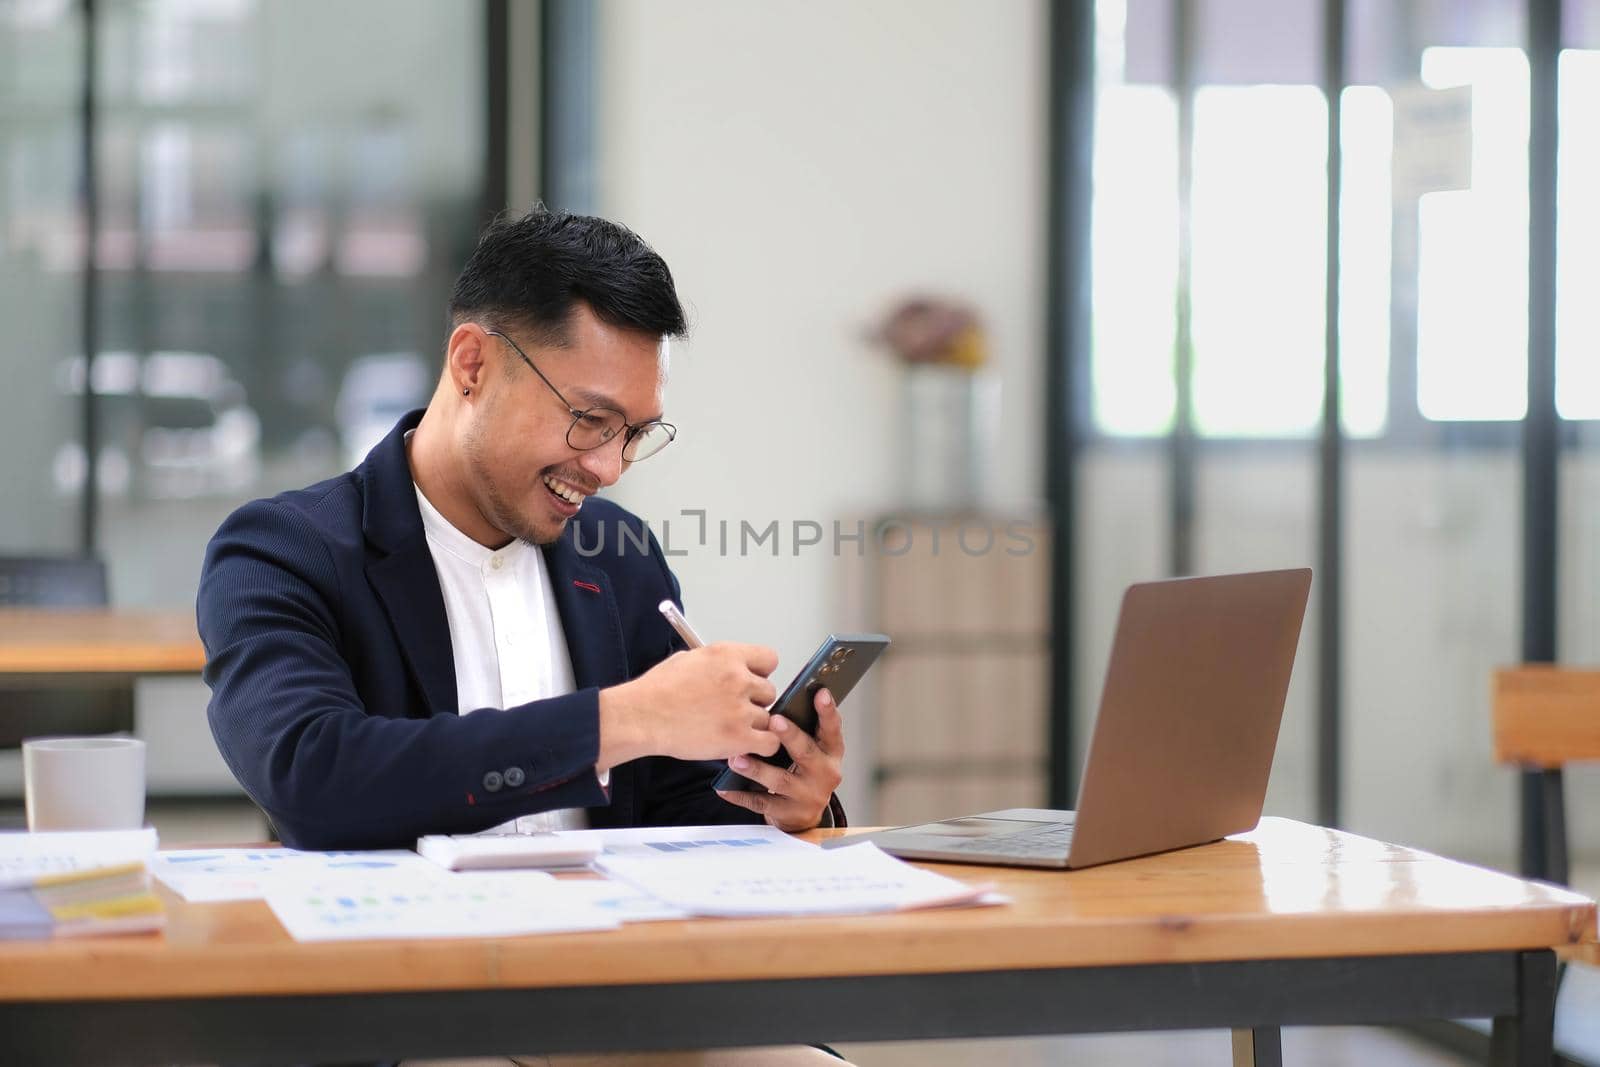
[568,385,619,410]
[569,384,663,423]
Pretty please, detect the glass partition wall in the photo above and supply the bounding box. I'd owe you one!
[1086,0,1592,873]
[1341,0,1527,868]
[0,2,85,556]
[1090,0,1324,822]
[88,0,484,610]
[1559,0,1600,887]
[0,0,489,799]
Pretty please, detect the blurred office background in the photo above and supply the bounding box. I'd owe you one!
[2,0,1598,1060]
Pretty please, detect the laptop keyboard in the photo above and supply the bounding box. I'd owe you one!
[935,822,1075,858]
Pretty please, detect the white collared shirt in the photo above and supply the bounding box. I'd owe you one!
[414,484,595,833]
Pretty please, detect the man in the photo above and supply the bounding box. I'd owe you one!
[200,206,845,846]
[197,209,850,1064]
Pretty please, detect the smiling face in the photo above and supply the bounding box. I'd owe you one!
[453,303,666,546]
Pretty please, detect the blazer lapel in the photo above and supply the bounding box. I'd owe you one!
[543,523,629,691]
[544,520,637,824]
[361,411,458,715]
[367,543,458,715]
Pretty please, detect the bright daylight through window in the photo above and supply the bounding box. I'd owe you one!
[1091,0,1598,437]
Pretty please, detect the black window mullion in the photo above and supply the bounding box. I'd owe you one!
[1519,0,1565,884]
[482,0,510,224]
[78,0,100,556]
[1317,0,1348,830]
[1169,0,1197,578]
[1045,0,1095,810]
[539,0,597,215]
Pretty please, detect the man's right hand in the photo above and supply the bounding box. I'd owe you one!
[597,643,782,771]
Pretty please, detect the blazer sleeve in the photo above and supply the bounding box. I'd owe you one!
[197,498,609,850]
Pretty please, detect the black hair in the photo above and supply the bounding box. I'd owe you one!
[448,205,688,345]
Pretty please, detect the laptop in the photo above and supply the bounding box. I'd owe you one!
[825,568,1312,869]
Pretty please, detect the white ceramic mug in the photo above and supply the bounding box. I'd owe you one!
[22,736,147,831]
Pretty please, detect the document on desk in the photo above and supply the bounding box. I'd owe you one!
[263,869,618,941]
[552,878,690,923]
[151,848,448,902]
[554,823,820,861]
[0,828,160,889]
[594,841,998,917]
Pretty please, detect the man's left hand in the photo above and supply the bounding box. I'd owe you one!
[716,687,843,832]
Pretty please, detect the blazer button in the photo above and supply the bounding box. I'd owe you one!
[482,770,503,792]
[504,766,526,788]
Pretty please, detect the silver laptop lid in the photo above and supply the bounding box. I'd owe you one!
[1065,568,1311,868]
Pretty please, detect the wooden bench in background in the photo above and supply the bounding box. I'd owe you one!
[1494,665,1600,966]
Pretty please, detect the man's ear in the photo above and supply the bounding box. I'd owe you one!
[446,323,491,396]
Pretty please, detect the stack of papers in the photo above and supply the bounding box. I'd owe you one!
[261,869,617,942]
[0,827,159,888]
[151,848,444,903]
[0,862,165,940]
[595,840,996,917]
[0,828,166,940]
[139,827,1001,944]
[146,847,634,941]
[415,824,815,873]
[550,824,820,862]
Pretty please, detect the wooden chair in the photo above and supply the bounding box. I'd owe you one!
[1493,665,1600,966]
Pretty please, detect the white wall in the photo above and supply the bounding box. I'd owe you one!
[593,0,1049,810]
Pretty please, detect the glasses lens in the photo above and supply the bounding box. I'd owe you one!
[622,421,676,462]
[567,409,627,450]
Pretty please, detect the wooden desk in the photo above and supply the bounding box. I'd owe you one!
[0,608,204,682]
[0,818,1593,1066]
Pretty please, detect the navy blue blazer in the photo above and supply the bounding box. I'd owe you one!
[198,409,772,850]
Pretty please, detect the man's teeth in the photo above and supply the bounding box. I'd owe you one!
[543,475,586,505]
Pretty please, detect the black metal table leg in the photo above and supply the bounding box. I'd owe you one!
[1490,950,1558,1066]
[1232,1026,1283,1067]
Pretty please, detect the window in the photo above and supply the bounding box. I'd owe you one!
[1091,83,1178,437]
[1190,85,1327,437]
[1414,48,1529,422]
[1090,0,1596,439]
[1557,48,1600,419]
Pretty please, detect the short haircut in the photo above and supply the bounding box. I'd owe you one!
[448,205,688,347]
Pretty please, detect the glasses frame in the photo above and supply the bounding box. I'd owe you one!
[483,328,677,462]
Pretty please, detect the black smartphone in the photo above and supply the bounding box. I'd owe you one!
[712,633,890,793]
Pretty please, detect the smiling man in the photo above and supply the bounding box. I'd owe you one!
[197,208,846,865]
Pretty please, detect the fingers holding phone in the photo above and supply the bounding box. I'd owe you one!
[712,634,886,794]
[719,686,845,832]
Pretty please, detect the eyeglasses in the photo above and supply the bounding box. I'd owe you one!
[484,328,677,463]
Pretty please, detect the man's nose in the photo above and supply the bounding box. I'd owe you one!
[575,436,627,487]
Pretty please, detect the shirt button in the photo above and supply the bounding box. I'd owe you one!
[482,771,503,792]
[491,556,504,571]
[504,766,526,788]
[502,630,516,647]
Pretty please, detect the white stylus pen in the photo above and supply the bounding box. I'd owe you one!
[658,599,706,649]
